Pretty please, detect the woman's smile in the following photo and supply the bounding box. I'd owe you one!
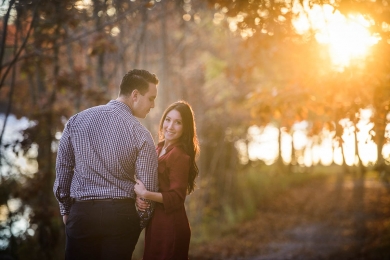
[163,109,183,144]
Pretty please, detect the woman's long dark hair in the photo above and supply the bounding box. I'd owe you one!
[159,101,199,194]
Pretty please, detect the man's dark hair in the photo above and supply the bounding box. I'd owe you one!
[119,69,159,96]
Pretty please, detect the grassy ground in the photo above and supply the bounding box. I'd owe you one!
[189,170,390,259]
[189,165,330,246]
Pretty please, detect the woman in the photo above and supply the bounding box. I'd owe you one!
[134,100,199,259]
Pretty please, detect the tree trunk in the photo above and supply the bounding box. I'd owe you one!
[179,7,188,100]
[374,108,388,167]
[133,8,148,68]
[353,122,365,176]
[276,126,285,174]
[93,0,106,88]
[159,0,170,109]
[339,137,350,174]
[289,131,296,173]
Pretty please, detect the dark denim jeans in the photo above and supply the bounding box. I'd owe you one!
[65,199,141,260]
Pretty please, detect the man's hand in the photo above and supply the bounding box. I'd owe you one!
[63,215,68,225]
[135,196,150,211]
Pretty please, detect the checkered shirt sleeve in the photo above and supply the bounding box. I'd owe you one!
[53,116,76,215]
[135,136,159,227]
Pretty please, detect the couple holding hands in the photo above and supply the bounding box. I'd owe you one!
[54,69,199,259]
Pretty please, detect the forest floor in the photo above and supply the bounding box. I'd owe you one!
[189,171,390,260]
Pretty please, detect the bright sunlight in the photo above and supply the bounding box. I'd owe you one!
[293,3,381,69]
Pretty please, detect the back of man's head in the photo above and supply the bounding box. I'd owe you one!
[119,69,159,96]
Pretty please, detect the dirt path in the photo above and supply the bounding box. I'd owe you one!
[190,173,390,260]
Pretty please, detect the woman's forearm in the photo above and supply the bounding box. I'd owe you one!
[143,190,163,203]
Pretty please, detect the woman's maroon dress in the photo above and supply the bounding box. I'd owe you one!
[143,142,191,260]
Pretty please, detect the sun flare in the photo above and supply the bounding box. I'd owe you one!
[293,3,381,68]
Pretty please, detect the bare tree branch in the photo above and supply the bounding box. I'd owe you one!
[0,2,177,70]
[0,0,41,91]
[0,3,19,169]
[0,0,16,76]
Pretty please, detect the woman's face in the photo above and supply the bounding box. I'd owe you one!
[163,109,184,144]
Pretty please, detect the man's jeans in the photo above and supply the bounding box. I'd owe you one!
[65,199,141,260]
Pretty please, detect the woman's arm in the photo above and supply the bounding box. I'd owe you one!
[160,149,190,212]
[134,148,190,213]
[135,181,163,203]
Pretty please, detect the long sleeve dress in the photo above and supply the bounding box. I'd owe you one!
[143,142,191,260]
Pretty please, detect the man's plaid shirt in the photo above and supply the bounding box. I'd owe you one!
[53,100,158,228]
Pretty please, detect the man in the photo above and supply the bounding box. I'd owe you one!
[53,69,159,260]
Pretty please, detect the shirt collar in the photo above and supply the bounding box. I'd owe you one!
[108,100,134,116]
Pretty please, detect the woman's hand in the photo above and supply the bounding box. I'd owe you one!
[134,180,147,197]
[135,196,150,211]
[134,179,163,203]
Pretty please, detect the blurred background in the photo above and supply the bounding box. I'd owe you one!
[0,0,389,259]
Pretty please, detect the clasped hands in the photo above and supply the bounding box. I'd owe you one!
[61,180,149,225]
[134,179,150,211]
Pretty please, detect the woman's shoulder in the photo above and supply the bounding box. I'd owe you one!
[167,144,190,161]
[172,143,189,154]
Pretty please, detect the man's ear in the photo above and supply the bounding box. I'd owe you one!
[131,89,139,101]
